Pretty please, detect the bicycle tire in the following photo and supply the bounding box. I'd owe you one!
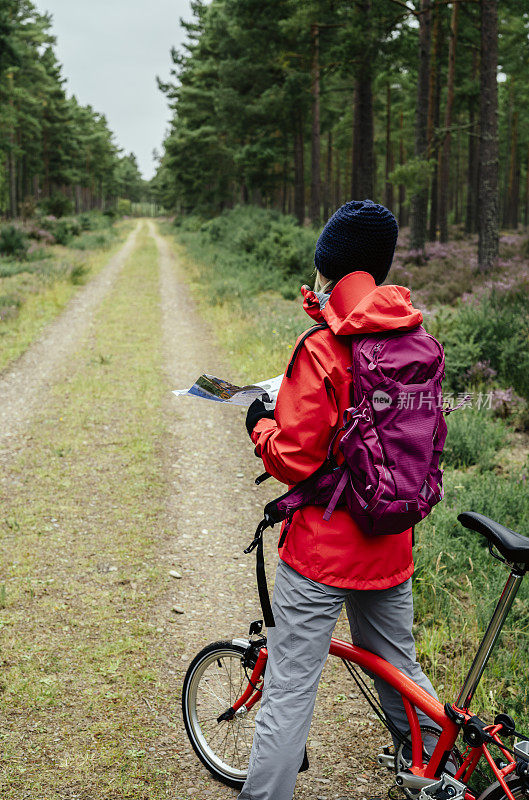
[477,776,528,800]
[182,640,259,789]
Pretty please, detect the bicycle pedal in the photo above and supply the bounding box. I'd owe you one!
[417,775,467,800]
[377,748,395,770]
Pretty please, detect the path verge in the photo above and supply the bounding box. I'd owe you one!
[0,225,180,799]
[0,224,139,447]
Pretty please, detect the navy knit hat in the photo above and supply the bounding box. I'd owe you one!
[314,199,398,285]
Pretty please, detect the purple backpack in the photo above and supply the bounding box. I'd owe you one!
[246,323,453,626]
[263,324,448,541]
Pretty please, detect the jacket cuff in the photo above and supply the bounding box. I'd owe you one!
[250,417,277,446]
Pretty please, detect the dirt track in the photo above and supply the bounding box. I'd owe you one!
[0,225,139,448]
[0,221,393,799]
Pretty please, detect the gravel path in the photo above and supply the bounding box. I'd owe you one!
[0,224,139,449]
[152,221,393,799]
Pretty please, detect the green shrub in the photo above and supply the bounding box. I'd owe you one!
[443,407,506,470]
[70,230,116,251]
[26,245,48,261]
[414,469,529,725]
[52,220,72,245]
[69,263,89,284]
[427,290,529,400]
[79,213,94,231]
[177,206,316,300]
[0,225,28,258]
[117,198,132,215]
[176,214,205,232]
[39,216,82,245]
[513,401,529,432]
[78,212,112,231]
[0,293,22,321]
[19,196,37,220]
[40,192,73,218]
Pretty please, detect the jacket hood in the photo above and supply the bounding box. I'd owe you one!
[301,271,422,335]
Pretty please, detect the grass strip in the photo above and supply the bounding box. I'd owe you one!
[0,221,132,373]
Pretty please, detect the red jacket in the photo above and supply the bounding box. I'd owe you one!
[251,271,424,590]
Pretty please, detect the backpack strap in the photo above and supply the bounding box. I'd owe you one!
[244,518,276,627]
[244,461,335,629]
[322,467,349,521]
[285,322,329,378]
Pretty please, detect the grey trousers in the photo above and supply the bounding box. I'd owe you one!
[238,560,439,800]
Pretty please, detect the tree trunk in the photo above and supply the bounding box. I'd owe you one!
[293,115,305,225]
[20,151,28,205]
[323,130,332,221]
[502,79,514,228]
[505,104,519,229]
[513,160,520,229]
[351,0,374,199]
[525,145,529,227]
[453,122,462,225]
[429,158,440,241]
[352,90,359,197]
[385,83,394,211]
[438,0,460,243]
[345,146,353,203]
[465,47,479,234]
[310,23,321,224]
[478,0,499,272]
[334,147,341,209]
[8,89,17,218]
[352,76,374,198]
[399,110,407,227]
[465,105,476,234]
[8,147,17,218]
[426,1,440,155]
[410,0,432,252]
[281,154,288,215]
[427,0,440,240]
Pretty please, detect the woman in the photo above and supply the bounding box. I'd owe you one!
[239,200,439,800]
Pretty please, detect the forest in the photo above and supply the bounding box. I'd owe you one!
[153,0,527,271]
[0,0,146,217]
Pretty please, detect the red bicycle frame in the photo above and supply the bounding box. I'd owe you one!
[230,637,518,800]
[228,566,526,800]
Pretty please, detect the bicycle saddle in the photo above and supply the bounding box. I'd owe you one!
[458,512,529,567]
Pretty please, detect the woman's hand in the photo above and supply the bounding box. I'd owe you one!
[245,396,275,436]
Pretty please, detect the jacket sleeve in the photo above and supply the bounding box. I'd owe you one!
[250,335,340,486]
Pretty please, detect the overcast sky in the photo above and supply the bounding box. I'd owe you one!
[39,0,193,179]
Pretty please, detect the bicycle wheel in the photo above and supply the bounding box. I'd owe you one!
[182,640,260,788]
[478,776,528,800]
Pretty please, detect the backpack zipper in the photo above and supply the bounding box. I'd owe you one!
[368,342,383,370]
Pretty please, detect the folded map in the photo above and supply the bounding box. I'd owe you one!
[172,373,283,407]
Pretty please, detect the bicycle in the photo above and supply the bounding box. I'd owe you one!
[182,511,529,800]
